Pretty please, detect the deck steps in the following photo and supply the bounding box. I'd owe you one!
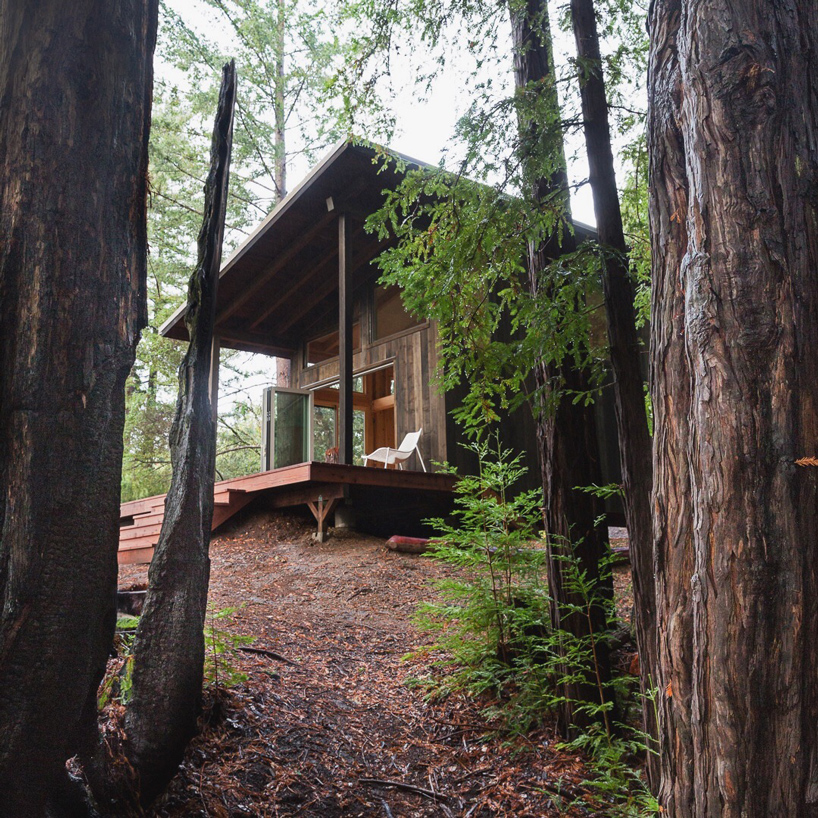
[118,486,252,566]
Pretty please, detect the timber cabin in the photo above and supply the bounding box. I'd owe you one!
[118,139,622,564]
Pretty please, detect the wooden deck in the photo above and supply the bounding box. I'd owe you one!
[119,462,457,565]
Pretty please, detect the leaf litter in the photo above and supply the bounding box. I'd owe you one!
[117,508,608,817]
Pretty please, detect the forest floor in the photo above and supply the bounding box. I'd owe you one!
[117,509,634,818]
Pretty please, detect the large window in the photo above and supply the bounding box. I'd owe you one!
[374,284,423,340]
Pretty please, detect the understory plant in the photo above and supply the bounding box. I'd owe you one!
[411,438,658,815]
[98,606,252,712]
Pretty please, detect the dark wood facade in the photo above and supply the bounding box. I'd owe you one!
[159,139,622,506]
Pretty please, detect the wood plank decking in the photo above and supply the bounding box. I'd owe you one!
[119,462,456,565]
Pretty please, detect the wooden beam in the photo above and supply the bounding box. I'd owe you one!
[307,496,341,543]
[281,236,387,338]
[371,394,395,412]
[338,212,353,465]
[216,209,337,324]
[250,218,367,332]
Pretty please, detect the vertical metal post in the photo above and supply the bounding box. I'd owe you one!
[338,213,354,465]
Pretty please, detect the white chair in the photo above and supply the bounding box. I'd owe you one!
[363,429,426,472]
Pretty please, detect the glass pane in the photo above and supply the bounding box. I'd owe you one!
[326,376,363,393]
[353,409,366,466]
[305,322,361,366]
[314,405,337,462]
[273,391,310,468]
[374,284,422,339]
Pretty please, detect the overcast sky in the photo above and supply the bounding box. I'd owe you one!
[160,0,600,226]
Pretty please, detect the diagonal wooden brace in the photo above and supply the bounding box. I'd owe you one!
[307,494,341,542]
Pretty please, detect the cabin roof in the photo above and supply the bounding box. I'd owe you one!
[159,138,595,357]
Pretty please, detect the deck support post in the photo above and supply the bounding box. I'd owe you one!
[338,212,354,465]
[307,494,340,542]
[209,332,220,423]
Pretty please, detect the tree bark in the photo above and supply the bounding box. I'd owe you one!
[126,60,235,806]
[274,0,286,202]
[0,3,157,815]
[569,0,658,782]
[84,61,236,810]
[510,0,613,737]
[649,0,818,814]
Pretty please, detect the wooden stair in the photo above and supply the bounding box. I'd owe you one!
[118,488,252,566]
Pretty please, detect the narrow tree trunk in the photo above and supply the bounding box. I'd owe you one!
[84,61,236,811]
[510,0,613,736]
[569,0,658,782]
[649,1,818,814]
[0,3,157,815]
[126,60,235,806]
[274,0,287,202]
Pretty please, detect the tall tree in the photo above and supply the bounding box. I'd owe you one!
[0,1,158,814]
[364,0,616,734]
[164,0,354,205]
[649,0,818,813]
[509,0,613,735]
[569,0,658,778]
[84,62,237,810]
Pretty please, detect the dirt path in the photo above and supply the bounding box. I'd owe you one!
[119,510,594,817]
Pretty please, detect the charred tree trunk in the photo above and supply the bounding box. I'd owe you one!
[569,0,658,781]
[510,0,613,736]
[649,0,818,814]
[126,61,235,806]
[84,62,236,810]
[0,3,157,815]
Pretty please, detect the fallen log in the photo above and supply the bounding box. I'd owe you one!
[385,536,430,554]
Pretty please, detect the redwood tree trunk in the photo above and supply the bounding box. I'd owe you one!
[85,62,236,811]
[649,0,818,814]
[569,0,658,781]
[0,3,157,814]
[510,0,613,736]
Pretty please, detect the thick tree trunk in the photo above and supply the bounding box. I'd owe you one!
[569,0,658,782]
[649,1,818,814]
[0,3,157,815]
[510,0,613,736]
[84,62,236,810]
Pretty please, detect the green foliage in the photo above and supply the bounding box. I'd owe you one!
[98,619,141,709]
[619,135,651,329]
[411,441,657,815]
[98,607,252,709]
[204,605,255,690]
[410,439,547,715]
[576,482,624,501]
[368,161,608,436]
[160,0,360,200]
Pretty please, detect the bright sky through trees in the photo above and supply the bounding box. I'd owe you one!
[161,0,606,226]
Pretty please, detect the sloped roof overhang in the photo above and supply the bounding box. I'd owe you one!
[159,139,426,358]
